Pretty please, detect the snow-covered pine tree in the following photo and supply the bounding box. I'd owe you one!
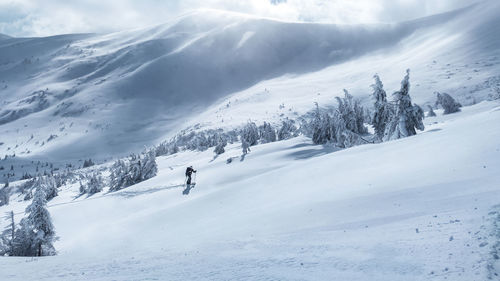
[109,160,127,192]
[258,122,277,143]
[79,180,85,194]
[12,185,56,256]
[435,92,462,114]
[27,185,56,256]
[241,139,250,155]
[43,176,58,201]
[311,103,332,144]
[336,89,367,135]
[109,151,157,192]
[81,173,104,195]
[10,218,34,256]
[314,115,333,144]
[140,149,158,181]
[241,121,259,146]
[83,159,95,168]
[171,143,179,154]
[330,109,347,147]
[125,154,142,187]
[427,105,437,117]
[371,74,392,140]
[277,119,297,141]
[53,172,70,188]
[383,69,425,141]
[214,136,227,155]
[0,182,9,206]
[1,211,15,255]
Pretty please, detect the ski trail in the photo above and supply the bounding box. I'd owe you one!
[110,184,186,198]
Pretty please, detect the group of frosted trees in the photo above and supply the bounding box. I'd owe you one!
[427,92,461,117]
[79,173,104,195]
[150,68,471,160]
[155,69,450,157]
[0,148,159,256]
[20,175,59,202]
[109,149,158,192]
[239,119,297,155]
[0,182,9,206]
[1,181,56,256]
[155,118,298,157]
[307,69,424,147]
[308,89,368,148]
[373,69,425,141]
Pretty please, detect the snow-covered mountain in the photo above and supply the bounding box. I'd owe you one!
[1,1,498,163]
[1,1,500,280]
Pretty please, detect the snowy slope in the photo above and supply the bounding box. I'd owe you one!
[0,1,499,164]
[191,1,500,131]
[1,100,499,280]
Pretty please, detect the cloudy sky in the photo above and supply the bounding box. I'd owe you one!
[0,0,474,37]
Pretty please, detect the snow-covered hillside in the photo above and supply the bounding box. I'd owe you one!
[0,1,499,164]
[1,99,499,280]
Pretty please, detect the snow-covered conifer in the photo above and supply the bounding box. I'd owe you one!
[10,219,34,256]
[141,149,158,181]
[0,182,9,206]
[371,74,392,140]
[214,137,227,155]
[259,122,277,143]
[81,173,104,195]
[83,159,95,168]
[241,121,259,146]
[109,160,128,192]
[0,211,15,255]
[383,69,425,141]
[42,176,58,201]
[109,151,157,192]
[12,185,56,256]
[242,139,250,155]
[278,119,297,141]
[336,90,367,135]
[427,105,437,117]
[435,92,461,114]
[311,104,332,144]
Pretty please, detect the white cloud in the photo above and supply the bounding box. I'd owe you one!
[0,0,475,37]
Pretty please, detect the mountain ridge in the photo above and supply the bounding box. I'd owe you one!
[0,2,499,162]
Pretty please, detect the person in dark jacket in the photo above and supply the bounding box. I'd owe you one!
[185,166,197,187]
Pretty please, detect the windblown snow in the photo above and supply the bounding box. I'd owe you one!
[0,2,498,161]
[1,1,500,280]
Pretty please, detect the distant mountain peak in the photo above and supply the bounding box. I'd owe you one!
[0,33,12,40]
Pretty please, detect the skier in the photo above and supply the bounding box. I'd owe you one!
[185,166,197,188]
